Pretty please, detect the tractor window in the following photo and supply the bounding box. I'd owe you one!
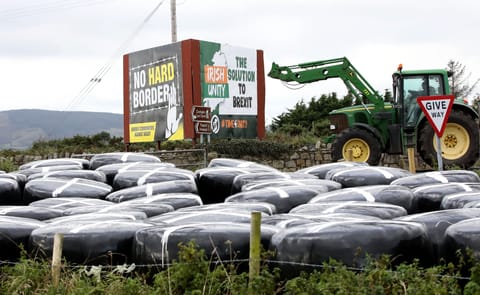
[403,75,427,128]
[428,75,444,95]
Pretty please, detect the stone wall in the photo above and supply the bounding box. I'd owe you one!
[214,146,415,172]
[3,146,423,173]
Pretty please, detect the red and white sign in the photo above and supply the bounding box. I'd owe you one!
[192,106,212,121]
[417,95,455,137]
[195,121,212,134]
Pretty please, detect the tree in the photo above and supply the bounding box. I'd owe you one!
[447,60,479,99]
[270,92,354,133]
[383,89,393,102]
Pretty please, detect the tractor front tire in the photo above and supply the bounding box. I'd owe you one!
[418,109,479,169]
[331,128,382,165]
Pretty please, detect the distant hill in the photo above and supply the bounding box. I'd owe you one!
[0,109,124,149]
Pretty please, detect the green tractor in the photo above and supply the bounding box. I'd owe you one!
[268,57,479,168]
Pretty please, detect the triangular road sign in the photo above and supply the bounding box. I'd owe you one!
[417,95,455,137]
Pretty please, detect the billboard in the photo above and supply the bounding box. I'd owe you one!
[123,39,265,144]
[125,43,184,143]
[200,41,258,138]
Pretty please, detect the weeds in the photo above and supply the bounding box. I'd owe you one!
[0,241,474,294]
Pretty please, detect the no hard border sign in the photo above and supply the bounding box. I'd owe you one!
[417,95,455,137]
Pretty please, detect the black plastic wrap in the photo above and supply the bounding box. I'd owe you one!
[290,201,408,219]
[105,181,198,203]
[411,183,480,213]
[271,220,433,277]
[391,170,480,189]
[226,185,328,213]
[89,152,162,170]
[133,222,278,266]
[308,185,415,213]
[325,166,412,187]
[24,177,113,203]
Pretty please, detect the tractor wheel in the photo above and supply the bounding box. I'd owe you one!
[418,109,479,169]
[331,128,382,165]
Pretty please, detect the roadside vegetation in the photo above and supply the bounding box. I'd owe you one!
[1,241,477,294]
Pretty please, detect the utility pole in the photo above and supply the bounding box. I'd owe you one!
[170,0,177,42]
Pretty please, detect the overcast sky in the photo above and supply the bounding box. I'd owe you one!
[1,0,480,124]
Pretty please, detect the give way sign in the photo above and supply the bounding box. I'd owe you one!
[417,95,455,137]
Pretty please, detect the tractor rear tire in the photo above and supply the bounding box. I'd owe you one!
[418,109,479,169]
[331,128,382,165]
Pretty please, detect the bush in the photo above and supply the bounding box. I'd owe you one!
[0,157,17,172]
[0,242,472,294]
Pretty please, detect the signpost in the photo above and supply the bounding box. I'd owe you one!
[417,95,455,171]
[192,106,212,121]
[192,105,212,144]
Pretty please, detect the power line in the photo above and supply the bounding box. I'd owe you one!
[62,0,167,112]
[0,0,113,21]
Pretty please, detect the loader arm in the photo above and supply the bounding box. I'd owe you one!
[268,57,385,111]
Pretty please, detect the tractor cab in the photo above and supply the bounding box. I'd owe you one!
[392,66,449,132]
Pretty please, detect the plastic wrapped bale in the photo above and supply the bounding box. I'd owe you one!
[411,183,480,213]
[19,158,90,170]
[207,158,278,171]
[107,203,174,218]
[271,220,433,277]
[441,191,480,209]
[391,170,480,189]
[296,162,369,179]
[225,185,328,214]
[176,202,276,215]
[0,206,63,221]
[29,220,154,264]
[308,185,415,213]
[148,210,260,225]
[195,166,273,204]
[241,178,342,193]
[0,173,27,201]
[61,203,174,218]
[95,162,175,186]
[0,216,45,261]
[230,172,319,195]
[445,218,480,265]
[27,170,107,183]
[89,152,161,170]
[324,166,412,187]
[61,205,113,216]
[133,222,278,266]
[24,178,113,204]
[112,167,195,191]
[396,208,480,264]
[0,177,22,205]
[45,211,148,224]
[290,201,408,219]
[16,165,84,178]
[29,197,113,211]
[107,193,202,210]
[105,181,198,203]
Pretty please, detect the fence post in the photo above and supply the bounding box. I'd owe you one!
[407,147,416,174]
[51,233,64,286]
[249,211,262,293]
